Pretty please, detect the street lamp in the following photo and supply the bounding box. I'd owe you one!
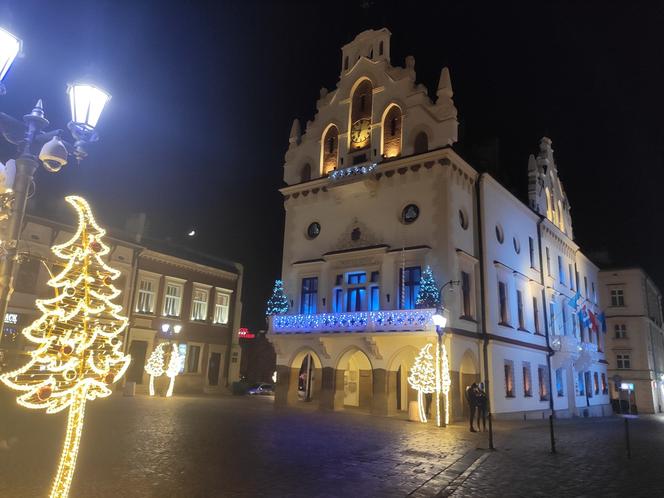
[0,29,111,347]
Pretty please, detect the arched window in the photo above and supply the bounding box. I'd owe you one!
[557,200,565,231]
[545,188,552,221]
[344,56,349,70]
[350,80,373,151]
[300,163,311,183]
[322,125,339,175]
[382,105,402,158]
[413,131,429,154]
[379,41,384,56]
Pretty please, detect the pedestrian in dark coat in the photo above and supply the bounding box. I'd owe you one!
[465,382,479,432]
[476,383,488,432]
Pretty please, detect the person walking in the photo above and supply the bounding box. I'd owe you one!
[465,382,479,432]
[476,383,488,432]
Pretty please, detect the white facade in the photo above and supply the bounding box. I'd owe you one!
[268,29,610,420]
[599,268,664,413]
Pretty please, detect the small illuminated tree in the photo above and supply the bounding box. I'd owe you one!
[266,279,289,315]
[0,196,131,498]
[165,344,183,397]
[408,343,437,422]
[144,343,166,396]
[416,266,440,309]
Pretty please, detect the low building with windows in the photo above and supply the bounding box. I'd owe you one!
[268,28,610,420]
[598,268,664,413]
[126,245,243,394]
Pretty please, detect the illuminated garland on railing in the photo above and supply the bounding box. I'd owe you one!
[329,162,377,181]
[272,309,435,333]
[0,196,131,498]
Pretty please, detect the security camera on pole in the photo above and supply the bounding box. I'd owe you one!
[0,28,111,346]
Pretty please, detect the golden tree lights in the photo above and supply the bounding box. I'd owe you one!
[144,343,166,396]
[408,343,436,423]
[165,344,182,397]
[144,342,182,397]
[0,196,131,498]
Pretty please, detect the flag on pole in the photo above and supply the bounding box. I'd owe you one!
[598,312,607,333]
[588,309,598,331]
[579,307,591,328]
[567,291,581,310]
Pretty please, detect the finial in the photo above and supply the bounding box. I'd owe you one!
[23,98,49,127]
[289,118,301,145]
[437,67,453,99]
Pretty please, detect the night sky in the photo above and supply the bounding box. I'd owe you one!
[1,1,662,331]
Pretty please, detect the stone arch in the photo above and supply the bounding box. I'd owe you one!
[457,349,480,421]
[321,124,339,175]
[381,103,402,159]
[335,347,373,410]
[349,78,373,151]
[387,346,419,414]
[284,348,323,405]
[413,130,429,154]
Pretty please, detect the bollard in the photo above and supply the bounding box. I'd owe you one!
[624,417,631,459]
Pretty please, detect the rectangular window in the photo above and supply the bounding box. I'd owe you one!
[577,372,585,396]
[562,305,568,335]
[572,313,578,339]
[568,265,575,290]
[584,276,588,298]
[592,282,596,303]
[529,237,535,268]
[498,281,509,325]
[546,248,551,276]
[516,290,525,330]
[549,302,556,335]
[369,287,380,311]
[191,287,209,321]
[601,373,608,394]
[186,344,201,373]
[163,281,183,317]
[533,296,541,334]
[555,368,564,397]
[333,288,343,313]
[593,372,600,395]
[400,266,421,310]
[347,287,366,312]
[616,353,631,369]
[611,289,625,307]
[300,277,318,314]
[461,271,472,318]
[370,271,380,283]
[615,324,627,339]
[504,360,515,397]
[538,365,550,401]
[522,362,532,397]
[136,277,157,314]
[347,272,367,285]
[213,292,230,324]
[558,256,565,285]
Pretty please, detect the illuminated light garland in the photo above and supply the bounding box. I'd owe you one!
[415,266,440,309]
[0,196,131,498]
[329,162,377,181]
[165,344,182,398]
[144,343,166,396]
[408,343,436,423]
[272,309,434,333]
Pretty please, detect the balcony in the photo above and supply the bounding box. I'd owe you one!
[270,308,436,334]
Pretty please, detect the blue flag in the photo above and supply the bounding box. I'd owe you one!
[598,312,606,333]
[567,291,581,310]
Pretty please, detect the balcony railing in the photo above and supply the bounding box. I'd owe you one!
[270,308,435,334]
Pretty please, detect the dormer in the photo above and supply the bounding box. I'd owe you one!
[341,28,391,75]
[528,137,574,239]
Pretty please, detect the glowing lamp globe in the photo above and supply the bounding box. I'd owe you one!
[173,325,182,334]
[67,83,111,131]
[161,323,170,334]
[0,27,20,83]
[432,312,447,329]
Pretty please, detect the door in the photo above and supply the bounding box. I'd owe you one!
[127,340,148,384]
[208,352,221,386]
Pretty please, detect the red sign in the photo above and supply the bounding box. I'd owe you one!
[238,328,255,339]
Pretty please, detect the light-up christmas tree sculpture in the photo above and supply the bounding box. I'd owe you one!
[266,279,289,315]
[144,343,166,396]
[165,344,182,397]
[408,343,437,423]
[0,196,131,498]
[416,266,440,309]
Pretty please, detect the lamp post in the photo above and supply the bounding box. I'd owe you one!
[431,280,459,427]
[0,29,110,346]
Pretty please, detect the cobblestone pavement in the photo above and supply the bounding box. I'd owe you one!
[1,390,663,498]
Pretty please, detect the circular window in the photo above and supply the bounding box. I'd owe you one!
[401,204,420,224]
[513,236,520,254]
[306,222,321,239]
[495,224,504,244]
[459,209,468,230]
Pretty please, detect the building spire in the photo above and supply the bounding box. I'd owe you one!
[289,118,301,145]
[437,67,453,99]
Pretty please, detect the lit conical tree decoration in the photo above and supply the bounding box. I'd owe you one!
[416,266,440,309]
[266,279,289,315]
[144,343,166,396]
[408,343,437,422]
[0,196,131,498]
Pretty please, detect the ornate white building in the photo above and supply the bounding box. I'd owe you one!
[268,28,610,420]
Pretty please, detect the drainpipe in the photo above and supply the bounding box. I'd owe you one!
[475,173,494,450]
[536,218,556,453]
